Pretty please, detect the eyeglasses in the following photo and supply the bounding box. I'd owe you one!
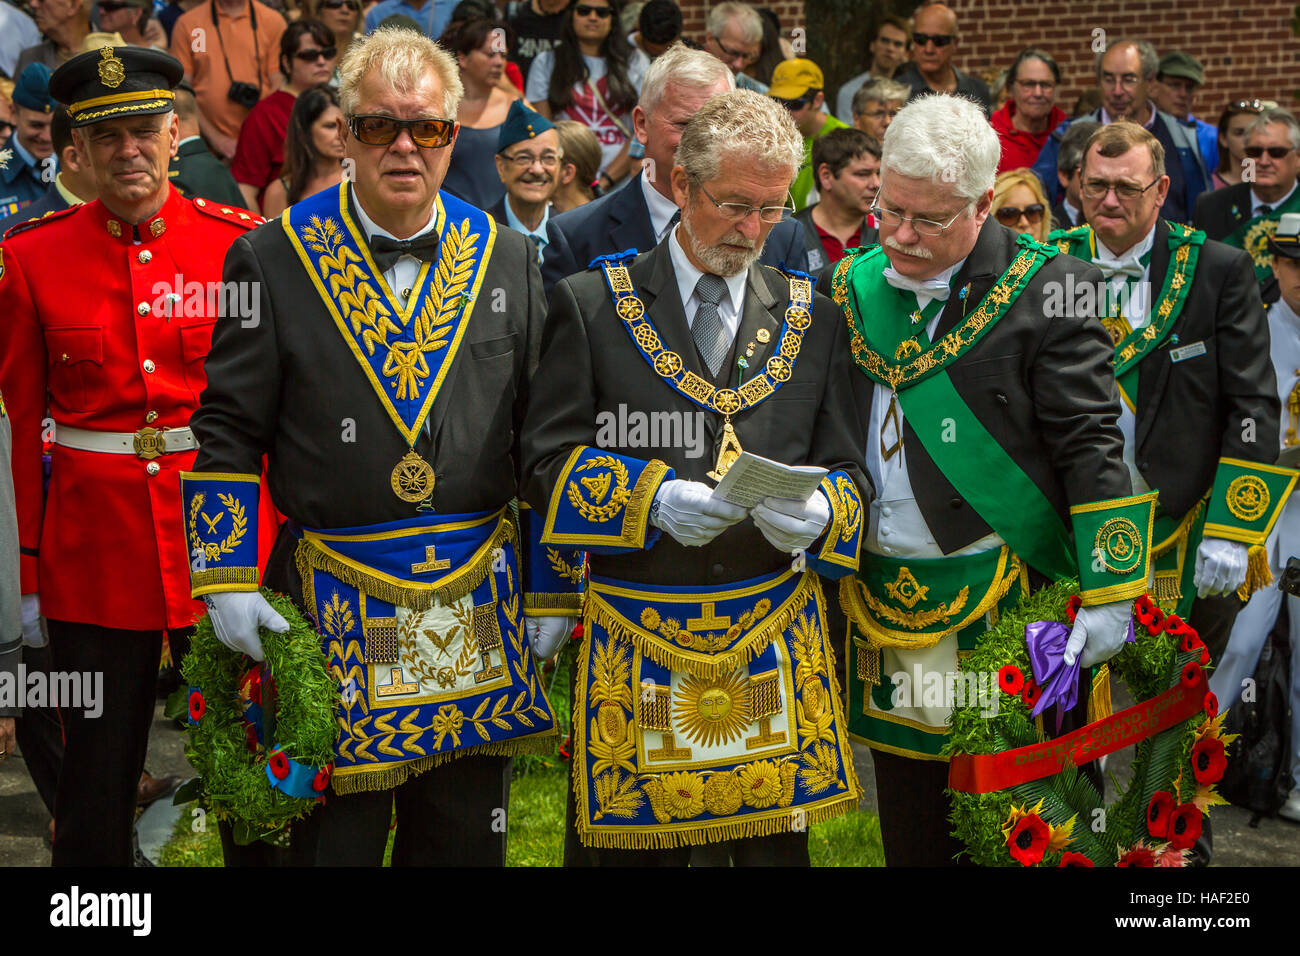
[1233,100,1266,112]
[501,150,562,168]
[1015,79,1056,92]
[321,0,360,8]
[349,114,456,148]
[912,33,955,47]
[709,33,758,66]
[692,177,794,224]
[857,106,901,120]
[994,203,1045,225]
[294,47,337,62]
[1101,72,1142,90]
[774,94,814,112]
[1080,177,1161,201]
[574,4,612,17]
[1244,145,1295,160]
[870,201,972,236]
[97,1,130,11]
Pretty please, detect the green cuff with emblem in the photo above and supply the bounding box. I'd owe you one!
[1203,456,1298,546]
[1070,491,1157,605]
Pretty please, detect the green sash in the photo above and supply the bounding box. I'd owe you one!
[1223,186,1300,284]
[834,244,1076,581]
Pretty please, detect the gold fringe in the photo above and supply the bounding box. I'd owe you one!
[330,734,555,795]
[622,458,670,545]
[192,567,259,587]
[295,517,515,612]
[523,592,585,613]
[1087,664,1113,724]
[1151,571,1182,603]
[1236,544,1273,601]
[586,575,815,680]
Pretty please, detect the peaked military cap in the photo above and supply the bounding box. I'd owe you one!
[49,46,184,128]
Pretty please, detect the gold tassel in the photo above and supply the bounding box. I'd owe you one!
[1236,544,1273,601]
[330,734,555,795]
[1087,663,1112,724]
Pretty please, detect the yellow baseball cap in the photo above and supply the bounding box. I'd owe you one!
[768,58,824,100]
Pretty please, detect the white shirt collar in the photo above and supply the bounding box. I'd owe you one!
[667,224,748,328]
[641,168,680,243]
[1253,180,1298,218]
[350,183,438,242]
[1095,222,1156,267]
[1061,197,1080,226]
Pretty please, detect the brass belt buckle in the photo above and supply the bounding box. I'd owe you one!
[133,425,166,460]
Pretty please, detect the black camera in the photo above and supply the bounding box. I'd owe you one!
[227,81,261,110]
[1278,556,1300,597]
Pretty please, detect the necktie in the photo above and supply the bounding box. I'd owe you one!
[692,273,729,377]
[1095,259,1145,280]
[660,209,681,242]
[370,232,440,273]
[1259,204,1273,218]
[881,266,952,301]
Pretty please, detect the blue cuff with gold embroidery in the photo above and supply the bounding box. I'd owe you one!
[520,500,585,615]
[809,470,864,578]
[541,445,673,555]
[180,471,261,597]
[1204,456,1299,546]
[1070,491,1157,605]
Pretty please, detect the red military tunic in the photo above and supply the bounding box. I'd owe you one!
[0,186,266,631]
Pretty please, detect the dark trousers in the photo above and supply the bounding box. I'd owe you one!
[15,640,63,817]
[47,620,165,866]
[286,754,512,866]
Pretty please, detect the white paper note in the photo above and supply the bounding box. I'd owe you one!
[710,452,828,509]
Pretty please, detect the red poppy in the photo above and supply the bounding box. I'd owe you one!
[571,622,584,639]
[188,690,206,721]
[268,750,290,780]
[1145,605,1165,635]
[1117,844,1157,867]
[1191,737,1227,785]
[1059,851,1095,867]
[1167,804,1202,849]
[1203,692,1219,719]
[1134,595,1164,634]
[1179,631,1203,654]
[559,734,572,762]
[1006,813,1050,866]
[1146,791,1175,838]
[312,763,333,792]
[1198,645,1211,666]
[1164,614,1190,637]
[1180,661,1202,688]
[998,664,1025,695]
[1066,595,1082,624]
[1021,678,1042,708]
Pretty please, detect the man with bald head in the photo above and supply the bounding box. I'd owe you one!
[891,3,990,115]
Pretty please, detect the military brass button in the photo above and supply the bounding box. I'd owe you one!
[146,461,161,476]
[150,219,166,237]
[143,359,155,373]
[195,198,206,207]
[106,220,122,237]
[146,410,158,423]
[61,353,68,362]
[138,250,152,264]
[137,302,150,316]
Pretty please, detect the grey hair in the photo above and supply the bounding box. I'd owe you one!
[852,78,910,115]
[674,88,802,185]
[638,41,734,116]
[338,26,464,118]
[881,93,999,203]
[1095,39,1159,82]
[706,1,763,45]
[1246,108,1300,150]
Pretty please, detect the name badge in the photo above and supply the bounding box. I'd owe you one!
[1169,341,1207,363]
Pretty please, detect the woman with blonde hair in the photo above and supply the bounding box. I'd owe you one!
[991,167,1051,242]
[551,118,602,211]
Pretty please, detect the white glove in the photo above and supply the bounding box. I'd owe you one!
[203,591,289,662]
[751,491,832,555]
[1193,537,1249,597]
[650,479,747,547]
[20,593,45,648]
[525,616,574,660]
[1064,601,1133,668]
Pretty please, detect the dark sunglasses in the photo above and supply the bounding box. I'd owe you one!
[294,47,337,62]
[912,32,955,47]
[97,1,131,11]
[994,203,1045,225]
[1244,145,1295,160]
[775,94,813,111]
[320,0,360,8]
[574,4,612,17]
[349,114,455,148]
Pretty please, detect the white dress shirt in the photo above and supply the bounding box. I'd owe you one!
[642,168,681,244]
[667,224,746,346]
[351,184,439,309]
[1253,179,1298,218]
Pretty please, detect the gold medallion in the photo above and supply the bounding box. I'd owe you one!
[98,47,126,88]
[390,449,435,502]
[1226,475,1269,522]
[707,418,744,481]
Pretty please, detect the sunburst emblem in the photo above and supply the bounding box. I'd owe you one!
[673,670,750,748]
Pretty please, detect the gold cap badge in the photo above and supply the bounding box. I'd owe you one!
[98,47,126,89]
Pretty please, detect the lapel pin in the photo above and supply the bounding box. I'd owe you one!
[756,328,771,343]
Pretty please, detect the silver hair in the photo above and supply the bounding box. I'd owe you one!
[674,89,802,185]
[1246,108,1300,150]
[881,93,999,203]
[1095,39,1159,82]
[338,26,463,118]
[852,78,910,115]
[706,1,763,45]
[638,42,734,116]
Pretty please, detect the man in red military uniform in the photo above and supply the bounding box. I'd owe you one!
[0,45,266,865]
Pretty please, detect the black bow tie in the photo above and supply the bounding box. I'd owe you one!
[370,232,440,273]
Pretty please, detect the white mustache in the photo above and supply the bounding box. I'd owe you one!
[884,234,933,259]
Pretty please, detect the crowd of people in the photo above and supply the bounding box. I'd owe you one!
[0,0,1298,870]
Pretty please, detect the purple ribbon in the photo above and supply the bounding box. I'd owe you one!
[1024,616,1135,733]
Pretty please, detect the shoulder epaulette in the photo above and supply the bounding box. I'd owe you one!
[191,196,264,230]
[2,204,78,241]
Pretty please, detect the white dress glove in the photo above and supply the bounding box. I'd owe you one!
[751,491,832,555]
[525,616,575,660]
[650,479,748,547]
[20,593,45,648]
[203,591,290,662]
[1192,537,1249,597]
[1064,601,1133,668]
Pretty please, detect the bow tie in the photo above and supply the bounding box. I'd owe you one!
[370,232,440,273]
[882,266,952,301]
[1095,259,1145,280]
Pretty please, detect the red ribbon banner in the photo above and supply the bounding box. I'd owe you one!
[947,670,1208,794]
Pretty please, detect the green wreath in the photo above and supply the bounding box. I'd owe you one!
[169,589,340,844]
[944,580,1235,866]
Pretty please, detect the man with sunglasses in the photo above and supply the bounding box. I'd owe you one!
[186,26,577,866]
[769,58,847,212]
[891,3,990,116]
[1195,108,1300,296]
[826,95,1154,866]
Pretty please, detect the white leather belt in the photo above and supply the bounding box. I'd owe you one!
[54,423,198,460]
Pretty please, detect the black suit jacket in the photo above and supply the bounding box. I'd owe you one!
[1128,220,1279,519]
[1192,181,1252,243]
[1050,200,1077,231]
[521,240,869,587]
[540,175,811,298]
[487,195,509,227]
[820,221,1134,562]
